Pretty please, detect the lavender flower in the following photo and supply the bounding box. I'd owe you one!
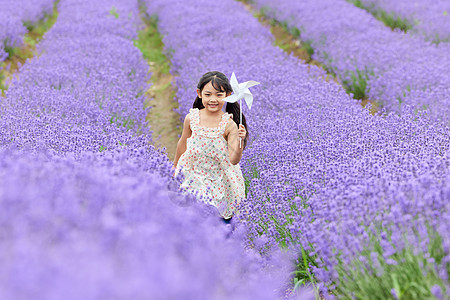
[0,0,296,298]
[145,0,450,297]
[0,0,55,62]
[253,0,450,122]
[350,0,450,43]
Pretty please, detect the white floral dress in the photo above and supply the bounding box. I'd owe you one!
[175,108,245,219]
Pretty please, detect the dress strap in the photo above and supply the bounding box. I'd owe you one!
[189,108,200,126]
[189,108,232,134]
[219,112,233,132]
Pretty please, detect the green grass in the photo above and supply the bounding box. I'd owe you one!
[0,0,59,93]
[293,245,321,299]
[342,69,370,100]
[242,163,260,198]
[109,6,119,19]
[133,3,171,76]
[242,168,320,295]
[333,226,448,299]
[376,10,413,33]
[303,40,314,57]
[349,0,413,33]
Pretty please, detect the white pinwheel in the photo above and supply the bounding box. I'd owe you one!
[223,72,260,148]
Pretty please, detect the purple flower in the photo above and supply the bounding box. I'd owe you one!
[431,284,443,300]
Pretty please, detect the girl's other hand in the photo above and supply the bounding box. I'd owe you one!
[238,124,246,140]
[171,165,176,177]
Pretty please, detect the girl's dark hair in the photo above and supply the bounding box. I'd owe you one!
[193,71,249,149]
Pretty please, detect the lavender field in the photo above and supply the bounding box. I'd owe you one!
[1,0,449,299]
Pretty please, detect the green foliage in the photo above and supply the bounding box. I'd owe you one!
[343,69,368,100]
[3,45,15,58]
[0,73,5,92]
[292,245,321,299]
[109,6,119,19]
[242,164,260,198]
[348,0,412,32]
[259,6,271,17]
[133,12,171,75]
[109,114,136,131]
[334,227,448,299]
[302,40,314,56]
[1,1,59,93]
[23,35,36,47]
[51,83,62,90]
[248,180,320,294]
[290,26,301,38]
[23,20,35,31]
[351,0,364,9]
[24,1,59,36]
[377,10,412,32]
[275,40,290,52]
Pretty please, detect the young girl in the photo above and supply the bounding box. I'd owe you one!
[173,71,248,222]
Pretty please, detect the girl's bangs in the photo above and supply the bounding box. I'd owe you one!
[210,76,228,93]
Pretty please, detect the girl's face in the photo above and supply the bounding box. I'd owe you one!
[197,81,230,113]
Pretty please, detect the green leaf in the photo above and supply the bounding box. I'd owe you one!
[109,6,119,18]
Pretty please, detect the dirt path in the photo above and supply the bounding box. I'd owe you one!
[136,10,182,162]
[145,65,181,162]
[239,1,379,114]
[0,1,59,96]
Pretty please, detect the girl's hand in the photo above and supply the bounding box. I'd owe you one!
[238,124,246,140]
[171,165,177,177]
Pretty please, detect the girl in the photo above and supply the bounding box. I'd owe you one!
[173,71,248,222]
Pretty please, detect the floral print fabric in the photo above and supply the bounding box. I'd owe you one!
[175,108,245,219]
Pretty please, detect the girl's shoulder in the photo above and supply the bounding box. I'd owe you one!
[224,113,236,129]
[224,111,233,119]
[188,108,199,120]
[183,109,197,124]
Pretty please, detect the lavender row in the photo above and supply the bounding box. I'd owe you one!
[348,0,450,43]
[1,0,151,157]
[0,0,297,298]
[0,148,296,300]
[0,0,55,64]
[146,0,450,296]
[254,0,450,123]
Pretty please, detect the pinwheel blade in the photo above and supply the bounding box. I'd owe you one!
[240,80,260,90]
[225,73,260,110]
[223,93,240,103]
[230,72,239,94]
[244,93,254,110]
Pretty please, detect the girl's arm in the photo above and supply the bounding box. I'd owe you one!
[173,114,192,168]
[227,121,245,165]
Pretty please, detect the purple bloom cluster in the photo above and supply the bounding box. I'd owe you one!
[146,0,450,296]
[0,0,296,298]
[0,0,55,63]
[2,0,151,156]
[0,149,294,300]
[253,0,450,123]
[352,0,450,43]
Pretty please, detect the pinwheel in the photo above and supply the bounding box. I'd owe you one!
[223,72,260,148]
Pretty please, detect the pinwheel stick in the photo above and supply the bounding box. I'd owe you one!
[239,99,243,148]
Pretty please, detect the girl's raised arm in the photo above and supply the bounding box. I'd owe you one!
[227,121,244,165]
[173,114,192,168]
